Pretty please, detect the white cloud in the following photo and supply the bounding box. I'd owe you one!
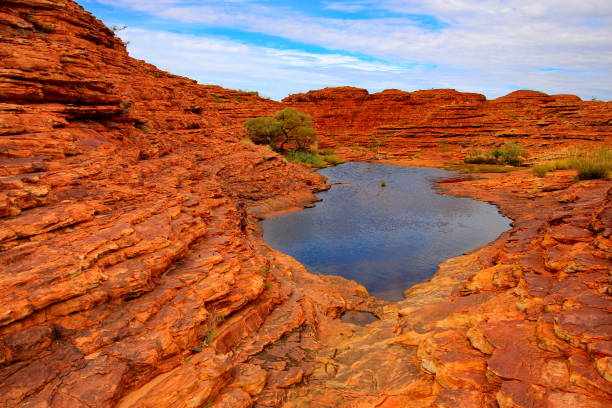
[323,1,372,13]
[92,0,612,99]
[117,28,418,99]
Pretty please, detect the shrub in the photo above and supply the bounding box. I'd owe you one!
[243,117,282,146]
[38,23,55,33]
[531,147,611,179]
[119,100,133,116]
[492,141,524,165]
[532,165,549,178]
[380,179,387,187]
[570,148,612,180]
[464,151,497,164]
[465,142,525,166]
[244,108,315,152]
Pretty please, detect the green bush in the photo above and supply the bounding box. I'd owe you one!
[465,142,525,166]
[244,108,315,152]
[492,142,524,165]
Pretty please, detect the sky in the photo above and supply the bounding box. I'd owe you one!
[75,0,612,101]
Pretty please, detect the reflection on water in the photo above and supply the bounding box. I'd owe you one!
[261,162,511,302]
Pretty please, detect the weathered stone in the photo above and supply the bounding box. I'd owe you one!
[0,1,610,407]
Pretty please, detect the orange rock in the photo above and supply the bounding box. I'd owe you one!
[1,1,611,407]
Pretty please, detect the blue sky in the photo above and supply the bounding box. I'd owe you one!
[76,0,612,101]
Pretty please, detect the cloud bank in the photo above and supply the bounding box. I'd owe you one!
[80,0,612,100]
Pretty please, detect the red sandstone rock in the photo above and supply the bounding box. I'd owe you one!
[0,1,611,407]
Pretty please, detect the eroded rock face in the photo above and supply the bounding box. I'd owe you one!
[1,1,611,407]
[0,1,339,407]
[284,87,611,165]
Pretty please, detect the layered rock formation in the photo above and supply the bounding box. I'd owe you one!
[1,1,611,407]
[284,87,611,164]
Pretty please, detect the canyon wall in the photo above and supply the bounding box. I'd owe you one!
[1,1,611,407]
[284,87,611,162]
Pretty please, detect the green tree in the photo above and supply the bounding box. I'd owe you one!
[244,108,316,152]
[243,116,283,146]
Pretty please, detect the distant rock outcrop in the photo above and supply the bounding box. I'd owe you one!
[284,86,611,162]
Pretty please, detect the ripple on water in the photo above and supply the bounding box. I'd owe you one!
[261,162,511,302]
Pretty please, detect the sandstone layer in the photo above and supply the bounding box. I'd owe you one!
[284,87,611,165]
[1,1,611,408]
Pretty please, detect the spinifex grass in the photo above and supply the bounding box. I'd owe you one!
[284,149,344,168]
[532,147,611,180]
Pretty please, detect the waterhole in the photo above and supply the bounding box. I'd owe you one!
[262,162,511,301]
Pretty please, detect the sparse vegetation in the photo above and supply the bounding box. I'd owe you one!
[70,267,83,278]
[322,154,344,165]
[438,141,453,152]
[204,327,219,344]
[210,93,225,103]
[532,147,611,180]
[234,89,259,97]
[37,23,55,33]
[201,313,225,347]
[119,100,133,115]
[465,142,525,166]
[284,150,325,168]
[264,279,273,291]
[136,122,151,133]
[244,108,316,153]
[444,163,522,173]
[283,149,343,168]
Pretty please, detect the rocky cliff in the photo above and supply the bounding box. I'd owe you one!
[1,1,611,408]
[284,87,611,164]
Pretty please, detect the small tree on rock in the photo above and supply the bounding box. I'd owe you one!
[244,108,316,152]
[243,116,283,146]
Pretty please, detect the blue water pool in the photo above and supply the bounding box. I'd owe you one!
[261,162,510,301]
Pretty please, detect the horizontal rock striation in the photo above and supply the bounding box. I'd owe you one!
[284,87,611,162]
[1,1,611,408]
[0,1,344,407]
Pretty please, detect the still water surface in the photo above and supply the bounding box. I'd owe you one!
[261,163,510,302]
